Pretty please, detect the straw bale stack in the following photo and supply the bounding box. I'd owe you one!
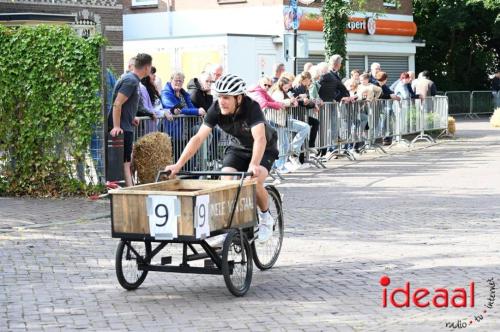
[447,116,456,135]
[133,132,173,184]
[490,108,500,128]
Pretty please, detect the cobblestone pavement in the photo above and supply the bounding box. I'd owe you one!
[1,119,499,331]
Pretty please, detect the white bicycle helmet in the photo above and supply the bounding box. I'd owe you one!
[214,74,246,95]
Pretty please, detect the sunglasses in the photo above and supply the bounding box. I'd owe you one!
[264,84,271,88]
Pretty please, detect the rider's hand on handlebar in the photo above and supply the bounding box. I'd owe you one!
[247,163,260,179]
[164,164,181,179]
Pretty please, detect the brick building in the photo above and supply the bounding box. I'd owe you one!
[122,0,422,85]
[0,0,124,74]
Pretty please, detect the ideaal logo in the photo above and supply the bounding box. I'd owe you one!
[380,275,475,308]
[380,275,496,329]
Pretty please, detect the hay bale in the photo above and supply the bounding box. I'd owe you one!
[447,116,456,135]
[133,132,173,184]
[490,108,500,128]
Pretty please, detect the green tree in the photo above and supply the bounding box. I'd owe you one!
[414,0,500,90]
[322,0,367,76]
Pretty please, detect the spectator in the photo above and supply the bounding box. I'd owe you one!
[345,79,359,97]
[415,70,437,98]
[308,65,323,106]
[208,63,224,97]
[369,62,381,85]
[375,71,400,146]
[108,53,153,187]
[161,72,206,116]
[120,57,136,79]
[357,73,382,101]
[318,54,353,103]
[270,75,311,171]
[247,76,284,111]
[248,77,289,173]
[292,71,319,165]
[272,63,285,83]
[492,71,500,107]
[139,74,162,134]
[492,71,500,92]
[390,70,415,91]
[151,66,162,96]
[160,72,206,162]
[122,56,154,119]
[187,71,214,110]
[316,62,329,77]
[393,72,418,100]
[376,72,400,101]
[106,68,117,113]
[210,64,224,82]
[303,62,314,73]
[344,68,361,86]
[350,69,361,84]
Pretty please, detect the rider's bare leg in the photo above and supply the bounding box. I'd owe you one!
[221,166,269,211]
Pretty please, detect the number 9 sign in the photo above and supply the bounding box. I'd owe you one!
[195,195,210,239]
[147,195,179,240]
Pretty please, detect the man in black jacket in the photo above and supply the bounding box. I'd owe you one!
[318,54,355,103]
[187,71,214,110]
[492,71,500,108]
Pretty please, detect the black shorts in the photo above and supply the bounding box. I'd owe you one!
[123,131,134,163]
[222,146,278,172]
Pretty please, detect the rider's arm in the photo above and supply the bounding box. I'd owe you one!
[249,123,266,167]
[174,124,212,169]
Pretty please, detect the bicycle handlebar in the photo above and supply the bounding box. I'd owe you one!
[155,170,254,182]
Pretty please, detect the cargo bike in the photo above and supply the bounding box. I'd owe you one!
[109,171,284,296]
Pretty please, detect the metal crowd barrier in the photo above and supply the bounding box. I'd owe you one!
[264,106,325,172]
[445,91,496,118]
[94,95,449,183]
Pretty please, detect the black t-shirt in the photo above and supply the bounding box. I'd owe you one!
[492,77,500,92]
[204,95,278,153]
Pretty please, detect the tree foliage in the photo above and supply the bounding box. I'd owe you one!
[0,25,105,196]
[322,0,367,77]
[414,0,500,90]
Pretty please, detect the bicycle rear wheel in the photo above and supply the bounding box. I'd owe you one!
[252,185,284,270]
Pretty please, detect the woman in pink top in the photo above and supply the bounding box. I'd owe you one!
[247,76,284,110]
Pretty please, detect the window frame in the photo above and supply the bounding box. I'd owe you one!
[131,0,159,8]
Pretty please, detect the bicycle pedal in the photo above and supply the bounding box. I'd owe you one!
[161,256,172,265]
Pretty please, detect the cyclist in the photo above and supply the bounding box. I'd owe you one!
[164,74,279,242]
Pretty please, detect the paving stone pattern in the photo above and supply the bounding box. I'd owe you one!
[0,119,499,331]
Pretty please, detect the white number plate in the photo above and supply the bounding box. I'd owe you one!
[195,195,210,239]
[146,195,179,240]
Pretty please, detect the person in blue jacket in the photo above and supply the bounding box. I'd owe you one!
[160,71,207,164]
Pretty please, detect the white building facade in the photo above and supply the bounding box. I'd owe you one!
[123,1,422,85]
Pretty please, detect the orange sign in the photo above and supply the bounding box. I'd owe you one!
[299,16,417,37]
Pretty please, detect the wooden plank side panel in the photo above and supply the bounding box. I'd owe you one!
[208,183,257,230]
[112,181,257,236]
[178,196,194,236]
[112,194,150,234]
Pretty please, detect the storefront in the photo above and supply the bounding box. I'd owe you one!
[123,4,422,86]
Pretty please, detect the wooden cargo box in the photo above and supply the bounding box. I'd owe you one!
[110,179,257,239]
